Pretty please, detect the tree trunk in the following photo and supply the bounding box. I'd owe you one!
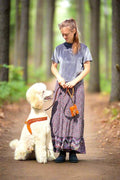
[45,0,55,79]
[19,0,29,83]
[76,0,85,43]
[0,0,10,81]
[14,0,20,67]
[34,0,44,69]
[104,0,109,80]
[88,0,100,92]
[110,0,120,102]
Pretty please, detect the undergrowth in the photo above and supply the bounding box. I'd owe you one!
[0,64,48,106]
[0,81,27,105]
[0,65,27,106]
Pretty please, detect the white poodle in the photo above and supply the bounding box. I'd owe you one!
[9,83,55,163]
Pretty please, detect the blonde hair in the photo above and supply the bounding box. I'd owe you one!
[58,18,80,54]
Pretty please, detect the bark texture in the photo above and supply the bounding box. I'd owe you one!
[110,0,120,101]
[45,0,55,78]
[0,0,10,81]
[88,0,100,92]
[19,0,29,82]
[34,0,44,68]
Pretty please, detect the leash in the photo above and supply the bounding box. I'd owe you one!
[45,86,74,111]
[45,85,79,117]
[65,88,74,104]
[25,117,47,134]
[45,86,60,111]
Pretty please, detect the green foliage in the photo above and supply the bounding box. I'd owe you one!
[0,62,50,106]
[9,64,24,81]
[111,108,118,117]
[103,106,119,122]
[1,64,24,81]
[10,66,23,81]
[28,63,47,84]
[0,81,27,106]
[0,65,27,106]
[110,107,119,122]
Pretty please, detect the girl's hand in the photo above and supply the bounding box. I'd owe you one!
[66,79,77,88]
[57,76,66,88]
[51,62,66,88]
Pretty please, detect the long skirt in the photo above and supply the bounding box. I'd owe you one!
[50,80,86,154]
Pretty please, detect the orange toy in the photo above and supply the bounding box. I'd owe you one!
[67,88,79,117]
[70,104,79,117]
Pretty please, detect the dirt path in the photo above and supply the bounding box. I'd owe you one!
[0,79,120,180]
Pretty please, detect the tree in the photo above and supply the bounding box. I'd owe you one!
[110,0,120,102]
[103,0,110,80]
[0,0,10,81]
[88,0,100,92]
[14,0,21,67]
[34,0,44,69]
[76,0,85,43]
[19,0,29,83]
[44,0,55,78]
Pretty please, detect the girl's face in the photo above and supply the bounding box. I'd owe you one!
[60,26,76,43]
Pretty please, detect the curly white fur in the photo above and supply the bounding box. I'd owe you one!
[9,83,55,163]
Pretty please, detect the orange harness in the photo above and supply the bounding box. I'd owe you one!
[25,117,47,135]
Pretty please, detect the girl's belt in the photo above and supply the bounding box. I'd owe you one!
[25,117,47,134]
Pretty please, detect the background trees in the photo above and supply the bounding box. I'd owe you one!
[44,0,55,78]
[0,0,120,103]
[110,0,120,102]
[19,0,30,83]
[34,0,44,69]
[14,0,20,67]
[76,0,85,43]
[88,0,100,92]
[0,0,10,81]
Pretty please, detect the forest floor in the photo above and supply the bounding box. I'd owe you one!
[0,78,120,180]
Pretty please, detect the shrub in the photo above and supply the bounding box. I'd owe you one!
[0,81,27,106]
[0,65,27,106]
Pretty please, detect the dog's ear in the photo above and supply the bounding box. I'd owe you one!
[26,88,36,103]
[26,83,46,102]
[44,90,53,98]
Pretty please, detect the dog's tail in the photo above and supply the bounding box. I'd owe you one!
[9,139,19,150]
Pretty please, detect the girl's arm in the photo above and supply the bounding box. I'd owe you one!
[66,61,90,88]
[51,62,66,88]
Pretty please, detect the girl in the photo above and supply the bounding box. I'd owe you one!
[50,19,92,163]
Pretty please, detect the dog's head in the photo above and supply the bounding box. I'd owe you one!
[26,83,52,109]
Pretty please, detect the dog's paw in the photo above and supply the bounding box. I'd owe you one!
[36,156,47,164]
[47,150,55,161]
[14,152,27,160]
[9,139,19,150]
[47,155,55,161]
